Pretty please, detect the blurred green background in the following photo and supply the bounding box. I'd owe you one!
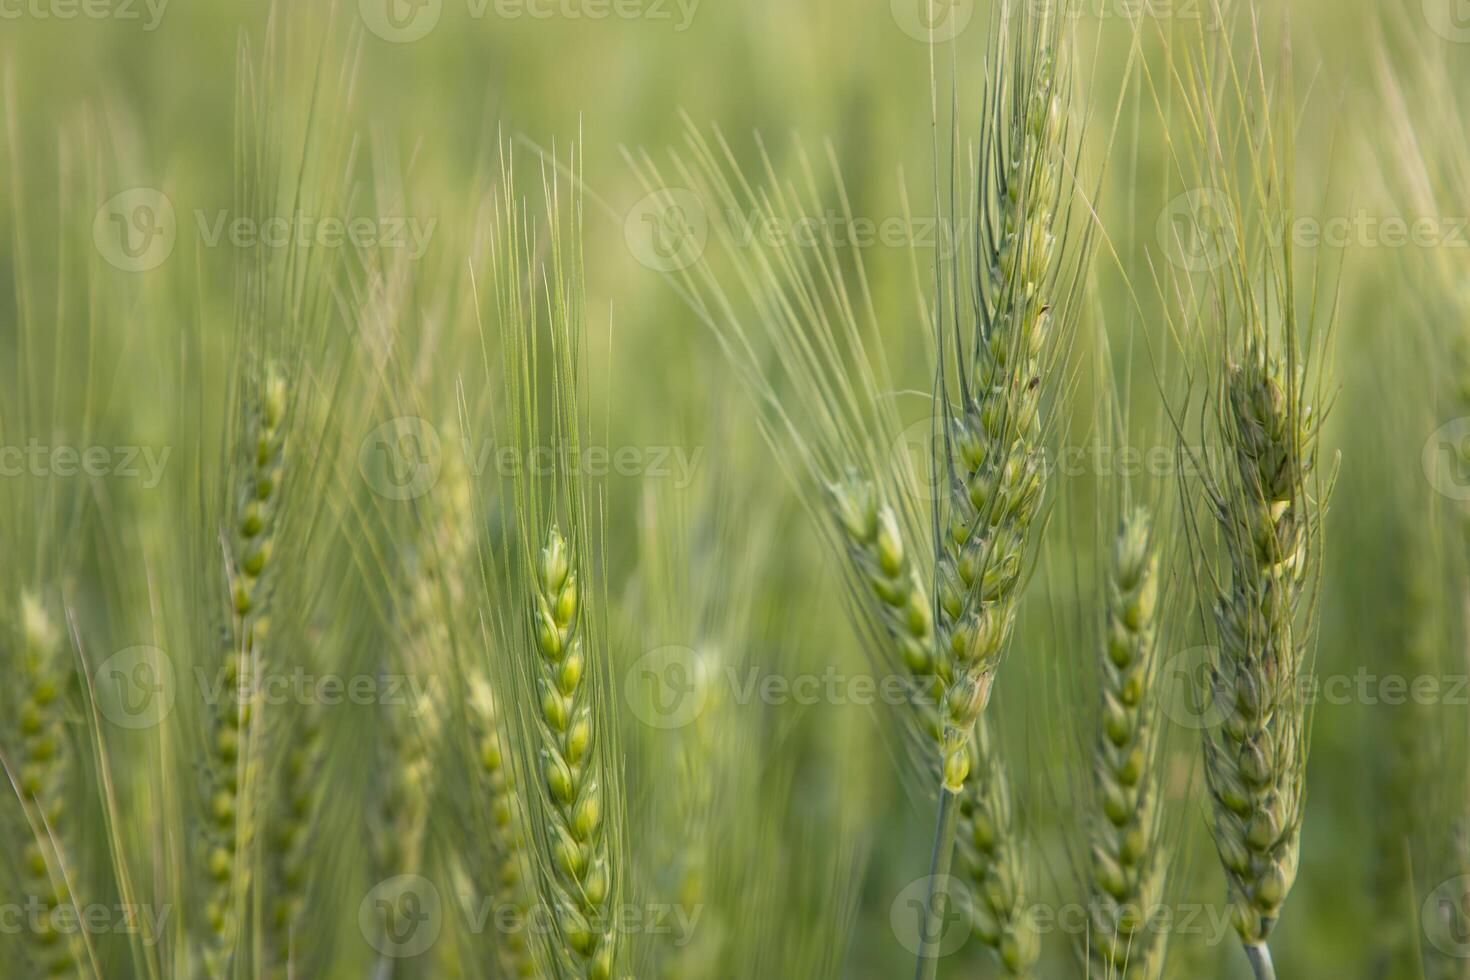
[4,0,1470,977]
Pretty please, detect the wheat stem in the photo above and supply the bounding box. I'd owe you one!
[914,786,961,980]
[1244,942,1276,980]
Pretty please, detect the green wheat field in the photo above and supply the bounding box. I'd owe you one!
[2,0,1470,977]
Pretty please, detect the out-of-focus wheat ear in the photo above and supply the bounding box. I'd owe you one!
[12,594,86,977]
[465,677,536,978]
[264,697,324,975]
[1087,510,1167,980]
[202,365,287,976]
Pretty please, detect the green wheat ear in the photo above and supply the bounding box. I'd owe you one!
[465,676,536,978]
[15,593,84,978]
[203,364,287,974]
[1088,509,1167,980]
[529,526,615,979]
[484,140,626,980]
[1204,351,1318,954]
